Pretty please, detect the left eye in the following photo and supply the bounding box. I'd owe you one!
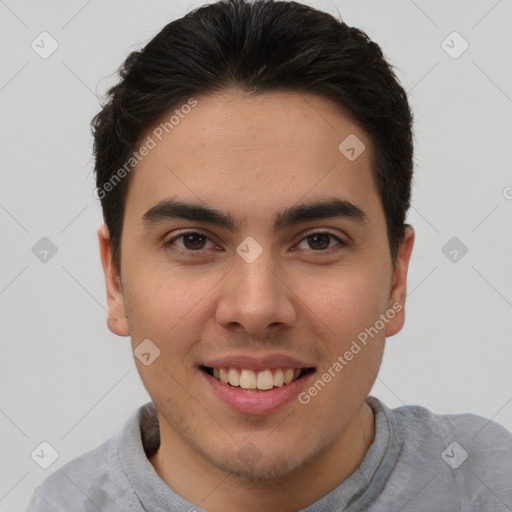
[294,231,345,251]
[165,231,344,252]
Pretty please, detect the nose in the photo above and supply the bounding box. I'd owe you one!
[215,247,297,339]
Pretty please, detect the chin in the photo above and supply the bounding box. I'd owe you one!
[206,436,332,483]
[211,452,304,482]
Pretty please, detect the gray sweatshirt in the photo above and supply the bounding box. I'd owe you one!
[25,396,512,511]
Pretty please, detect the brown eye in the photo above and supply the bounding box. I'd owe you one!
[182,233,207,250]
[307,233,331,250]
[295,231,345,252]
[165,231,215,251]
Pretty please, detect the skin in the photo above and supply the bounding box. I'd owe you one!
[98,90,414,512]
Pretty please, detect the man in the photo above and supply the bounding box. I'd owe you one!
[27,0,512,510]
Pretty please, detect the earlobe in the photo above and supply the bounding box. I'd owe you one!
[97,225,130,337]
[385,226,415,337]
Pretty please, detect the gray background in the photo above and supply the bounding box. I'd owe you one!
[1,0,511,510]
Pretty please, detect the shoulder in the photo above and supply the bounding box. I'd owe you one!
[391,400,512,453]
[386,400,512,508]
[25,406,149,512]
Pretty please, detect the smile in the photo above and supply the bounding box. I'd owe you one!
[199,364,316,415]
[201,366,315,391]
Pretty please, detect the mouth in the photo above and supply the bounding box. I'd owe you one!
[198,354,317,414]
[200,365,316,392]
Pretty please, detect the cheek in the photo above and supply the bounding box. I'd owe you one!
[125,269,206,391]
[126,264,215,334]
[297,271,388,412]
[298,264,390,338]
[123,278,193,377]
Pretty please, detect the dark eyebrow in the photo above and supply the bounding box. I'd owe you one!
[140,197,367,232]
[273,198,367,232]
[141,199,241,231]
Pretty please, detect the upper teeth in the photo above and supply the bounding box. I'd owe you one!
[212,368,302,390]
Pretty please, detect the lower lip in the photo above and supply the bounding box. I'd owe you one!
[200,369,315,415]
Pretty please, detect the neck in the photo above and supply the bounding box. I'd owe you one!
[149,402,375,512]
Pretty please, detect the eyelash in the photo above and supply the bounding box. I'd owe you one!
[163,230,347,255]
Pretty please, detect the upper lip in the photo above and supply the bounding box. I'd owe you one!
[201,353,315,372]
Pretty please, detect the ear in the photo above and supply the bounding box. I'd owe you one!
[385,226,415,337]
[98,224,130,337]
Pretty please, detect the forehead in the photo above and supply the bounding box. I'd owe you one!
[124,90,381,226]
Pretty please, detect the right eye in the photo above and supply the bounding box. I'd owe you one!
[163,230,220,253]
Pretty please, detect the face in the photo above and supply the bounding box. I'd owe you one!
[99,90,413,480]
